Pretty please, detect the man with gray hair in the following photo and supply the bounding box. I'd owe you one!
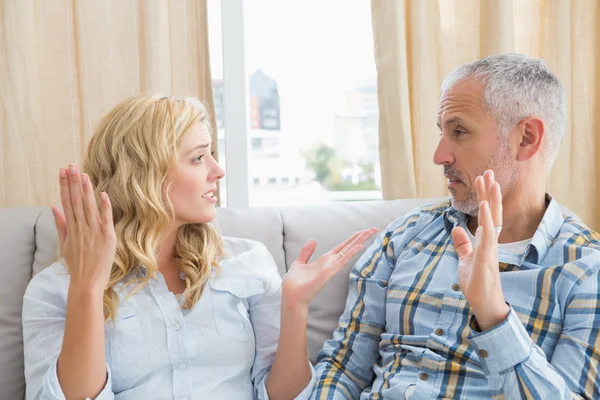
[311,53,600,399]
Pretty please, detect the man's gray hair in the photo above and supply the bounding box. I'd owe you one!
[441,53,567,172]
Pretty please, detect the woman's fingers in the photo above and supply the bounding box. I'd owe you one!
[59,168,76,229]
[81,173,101,229]
[51,206,67,249]
[295,239,317,264]
[330,244,364,275]
[339,228,378,255]
[330,231,363,254]
[67,165,88,228]
[100,192,115,238]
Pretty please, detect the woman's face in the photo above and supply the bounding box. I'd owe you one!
[168,122,224,226]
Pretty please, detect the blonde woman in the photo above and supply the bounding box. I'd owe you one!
[22,94,376,400]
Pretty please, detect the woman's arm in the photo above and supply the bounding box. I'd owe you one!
[40,165,117,399]
[23,265,115,400]
[57,285,109,399]
[265,301,312,399]
[266,229,378,399]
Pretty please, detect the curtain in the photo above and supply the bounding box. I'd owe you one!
[372,0,600,230]
[0,0,218,207]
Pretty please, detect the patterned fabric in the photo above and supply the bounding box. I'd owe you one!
[312,197,600,399]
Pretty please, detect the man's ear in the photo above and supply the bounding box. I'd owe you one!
[516,117,545,162]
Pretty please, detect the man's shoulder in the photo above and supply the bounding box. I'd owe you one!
[386,199,452,236]
[559,215,600,246]
[550,215,600,279]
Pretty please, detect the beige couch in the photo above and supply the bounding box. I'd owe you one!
[0,197,445,399]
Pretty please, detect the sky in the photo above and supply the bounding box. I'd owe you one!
[207,0,377,148]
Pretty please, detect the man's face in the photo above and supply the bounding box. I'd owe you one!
[434,79,518,216]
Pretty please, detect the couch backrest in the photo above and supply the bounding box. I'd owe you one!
[0,198,445,399]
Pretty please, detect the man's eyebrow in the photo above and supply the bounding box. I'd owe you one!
[437,117,464,130]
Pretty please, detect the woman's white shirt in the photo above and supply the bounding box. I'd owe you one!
[22,237,315,400]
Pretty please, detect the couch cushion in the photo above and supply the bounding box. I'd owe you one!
[280,197,447,363]
[32,208,61,276]
[0,207,43,400]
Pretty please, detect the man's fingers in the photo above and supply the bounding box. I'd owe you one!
[490,181,503,229]
[483,170,495,196]
[479,200,497,247]
[474,176,487,221]
[452,226,472,260]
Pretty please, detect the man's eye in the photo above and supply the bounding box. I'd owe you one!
[454,130,467,136]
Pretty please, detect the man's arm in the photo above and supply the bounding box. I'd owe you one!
[468,269,600,400]
[454,173,600,399]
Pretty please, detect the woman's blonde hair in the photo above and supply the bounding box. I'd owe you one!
[82,93,223,321]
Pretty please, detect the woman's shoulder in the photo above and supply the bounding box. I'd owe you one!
[24,261,70,301]
[219,236,280,281]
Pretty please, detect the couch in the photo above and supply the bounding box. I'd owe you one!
[0,197,446,399]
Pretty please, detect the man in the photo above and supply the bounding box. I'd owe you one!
[311,53,600,399]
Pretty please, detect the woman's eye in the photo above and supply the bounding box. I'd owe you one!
[193,155,204,163]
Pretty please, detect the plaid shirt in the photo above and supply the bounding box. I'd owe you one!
[312,197,600,399]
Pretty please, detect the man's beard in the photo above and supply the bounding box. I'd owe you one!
[448,141,518,216]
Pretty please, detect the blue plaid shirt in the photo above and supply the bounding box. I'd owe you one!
[312,197,600,399]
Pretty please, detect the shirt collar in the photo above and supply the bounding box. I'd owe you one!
[442,194,565,265]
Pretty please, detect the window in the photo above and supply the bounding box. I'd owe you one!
[244,0,380,206]
[208,0,381,207]
[208,0,227,205]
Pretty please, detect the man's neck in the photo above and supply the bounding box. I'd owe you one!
[467,190,547,244]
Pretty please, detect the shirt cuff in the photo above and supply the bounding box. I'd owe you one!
[468,307,533,375]
[257,362,317,400]
[44,356,114,399]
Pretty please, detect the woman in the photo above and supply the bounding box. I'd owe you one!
[22,93,376,399]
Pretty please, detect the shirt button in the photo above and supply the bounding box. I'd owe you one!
[435,328,444,336]
[178,362,186,369]
[173,322,181,331]
[478,349,489,358]
[420,372,429,381]
[452,283,460,291]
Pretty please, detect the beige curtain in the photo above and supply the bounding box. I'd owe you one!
[0,0,218,208]
[372,0,600,230]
